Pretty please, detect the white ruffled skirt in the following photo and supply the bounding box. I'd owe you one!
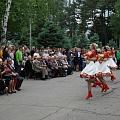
[106,58,117,69]
[80,61,99,80]
[95,61,111,77]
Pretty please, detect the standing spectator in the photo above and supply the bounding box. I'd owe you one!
[54,50,58,56]
[25,55,34,78]
[61,48,66,55]
[33,49,40,57]
[117,48,120,69]
[73,48,79,71]
[9,46,13,53]
[49,49,54,56]
[9,49,15,60]
[16,46,23,75]
[47,47,50,51]
[66,48,72,66]
[77,48,82,71]
[23,45,27,51]
[81,48,86,70]
[14,48,18,72]
[31,46,35,57]
[39,48,44,57]
[23,49,29,57]
[3,47,9,59]
[57,48,62,56]
[43,50,49,57]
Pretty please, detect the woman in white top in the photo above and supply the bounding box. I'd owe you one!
[43,50,49,57]
[33,50,40,57]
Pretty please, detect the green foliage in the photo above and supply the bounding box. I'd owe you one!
[77,33,88,48]
[11,39,19,47]
[58,1,80,39]
[107,39,117,49]
[0,0,7,21]
[1,0,118,48]
[89,33,102,48]
[64,37,72,49]
[110,0,120,40]
[71,35,78,48]
[37,21,70,48]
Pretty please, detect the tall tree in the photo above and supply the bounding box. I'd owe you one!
[77,32,88,48]
[37,21,69,48]
[110,0,120,44]
[1,0,12,46]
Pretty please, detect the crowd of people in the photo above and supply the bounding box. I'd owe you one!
[0,44,120,97]
[0,45,82,95]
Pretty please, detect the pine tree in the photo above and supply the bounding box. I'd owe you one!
[77,33,88,48]
[88,33,102,48]
[107,39,117,49]
[37,21,69,48]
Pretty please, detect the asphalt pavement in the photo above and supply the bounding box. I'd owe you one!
[0,70,120,120]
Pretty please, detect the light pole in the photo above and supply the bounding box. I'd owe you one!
[30,0,31,51]
[30,18,31,51]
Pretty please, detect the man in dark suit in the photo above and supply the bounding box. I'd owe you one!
[7,57,23,91]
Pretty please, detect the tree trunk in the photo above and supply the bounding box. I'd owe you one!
[1,0,12,46]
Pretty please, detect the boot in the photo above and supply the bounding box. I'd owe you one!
[86,91,93,99]
[95,80,102,88]
[101,85,105,92]
[92,83,97,87]
[111,75,116,81]
[110,71,113,80]
[104,84,109,92]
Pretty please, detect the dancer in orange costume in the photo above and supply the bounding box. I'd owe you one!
[96,46,112,92]
[80,43,99,99]
[107,47,117,81]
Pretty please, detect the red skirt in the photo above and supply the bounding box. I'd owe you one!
[14,78,18,83]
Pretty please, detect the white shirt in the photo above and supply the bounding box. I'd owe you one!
[43,53,49,57]
[78,52,81,58]
[9,52,14,59]
[33,53,39,57]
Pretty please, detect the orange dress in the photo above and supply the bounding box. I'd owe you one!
[96,52,112,76]
[80,51,99,80]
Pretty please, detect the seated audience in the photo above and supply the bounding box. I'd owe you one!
[0,58,16,94]
[50,56,59,77]
[7,57,23,91]
[33,56,48,80]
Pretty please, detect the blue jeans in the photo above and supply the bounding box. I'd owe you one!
[82,59,85,70]
[68,60,72,66]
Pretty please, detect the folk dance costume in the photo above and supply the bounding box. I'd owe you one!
[97,52,111,76]
[80,50,99,80]
[80,49,100,99]
[107,51,117,69]
[96,52,112,92]
[107,50,117,81]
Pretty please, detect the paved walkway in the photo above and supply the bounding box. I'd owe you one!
[0,70,120,120]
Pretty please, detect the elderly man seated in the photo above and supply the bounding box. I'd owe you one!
[33,56,48,80]
[57,55,66,77]
[50,56,59,77]
[62,55,73,75]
